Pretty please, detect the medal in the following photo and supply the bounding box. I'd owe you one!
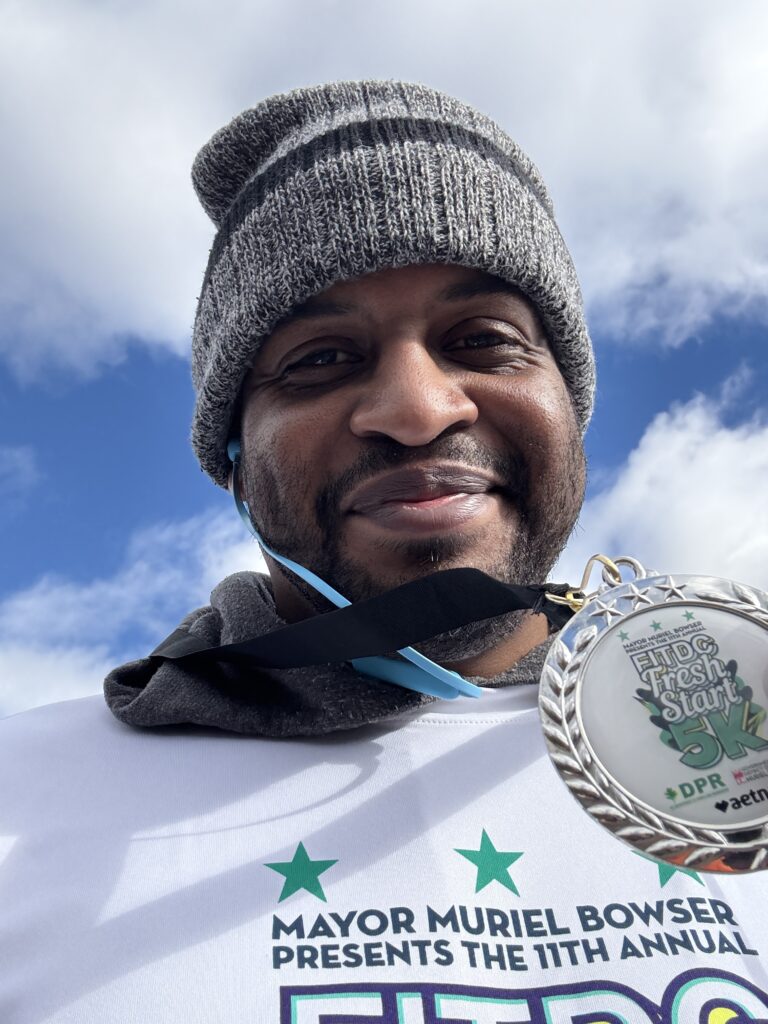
[540,556,768,873]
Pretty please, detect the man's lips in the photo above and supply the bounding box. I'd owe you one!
[346,465,503,511]
[344,465,507,533]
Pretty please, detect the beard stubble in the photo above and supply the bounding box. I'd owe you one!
[241,431,586,663]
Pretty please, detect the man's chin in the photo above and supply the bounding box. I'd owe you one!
[343,532,511,591]
[343,556,497,602]
[284,546,496,618]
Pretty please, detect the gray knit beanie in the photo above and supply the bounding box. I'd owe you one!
[191,79,595,487]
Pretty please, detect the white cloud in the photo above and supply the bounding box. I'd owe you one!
[0,644,115,719]
[558,376,768,591]
[1,0,767,378]
[0,509,265,717]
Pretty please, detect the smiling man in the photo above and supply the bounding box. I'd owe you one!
[237,262,586,676]
[3,80,766,1022]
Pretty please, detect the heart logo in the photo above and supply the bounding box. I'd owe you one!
[715,800,729,813]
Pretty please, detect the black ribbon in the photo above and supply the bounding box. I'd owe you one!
[151,568,574,670]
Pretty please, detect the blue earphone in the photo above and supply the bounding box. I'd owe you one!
[227,438,480,700]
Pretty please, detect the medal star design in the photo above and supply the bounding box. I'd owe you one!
[265,842,338,903]
[656,579,687,602]
[456,830,523,895]
[635,852,703,888]
[626,583,654,607]
[588,599,623,624]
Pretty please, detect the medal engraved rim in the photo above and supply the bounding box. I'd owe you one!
[539,572,768,873]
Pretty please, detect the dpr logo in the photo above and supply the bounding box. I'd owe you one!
[664,772,726,803]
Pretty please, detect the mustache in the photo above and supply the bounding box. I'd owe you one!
[315,436,530,529]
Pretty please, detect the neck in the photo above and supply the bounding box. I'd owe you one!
[442,612,549,678]
[268,559,550,680]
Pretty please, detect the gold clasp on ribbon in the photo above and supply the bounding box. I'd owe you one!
[545,554,623,612]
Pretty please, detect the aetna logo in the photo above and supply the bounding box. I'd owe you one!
[715,787,768,813]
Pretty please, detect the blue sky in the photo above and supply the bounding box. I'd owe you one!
[2,0,767,715]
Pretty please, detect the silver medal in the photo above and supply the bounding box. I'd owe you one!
[540,556,768,873]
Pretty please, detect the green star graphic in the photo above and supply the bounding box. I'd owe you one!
[265,842,338,903]
[635,851,703,888]
[683,611,695,621]
[651,620,662,631]
[618,630,629,641]
[456,830,523,895]
[664,787,677,801]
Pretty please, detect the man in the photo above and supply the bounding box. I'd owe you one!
[1,80,766,1022]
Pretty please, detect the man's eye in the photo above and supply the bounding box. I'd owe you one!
[449,332,521,350]
[454,332,504,348]
[285,348,358,371]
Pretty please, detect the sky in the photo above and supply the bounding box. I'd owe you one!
[1,0,767,717]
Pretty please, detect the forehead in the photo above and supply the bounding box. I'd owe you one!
[271,263,541,332]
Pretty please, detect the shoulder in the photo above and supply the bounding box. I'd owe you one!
[0,697,132,829]
[0,696,142,781]
[0,696,266,833]
[0,693,115,744]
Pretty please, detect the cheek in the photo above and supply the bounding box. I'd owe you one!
[486,373,580,454]
[240,402,339,498]
[484,374,586,512]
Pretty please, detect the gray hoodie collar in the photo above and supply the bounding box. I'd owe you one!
[104,571,552,737]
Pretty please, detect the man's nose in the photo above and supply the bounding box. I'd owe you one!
[348,340,479,446]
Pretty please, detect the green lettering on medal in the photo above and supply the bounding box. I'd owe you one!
[708,702,768,760]
[667,717,722,770]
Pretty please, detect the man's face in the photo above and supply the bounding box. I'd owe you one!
[239,263,586,656]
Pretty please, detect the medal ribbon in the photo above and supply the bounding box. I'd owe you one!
[150,567,575,681]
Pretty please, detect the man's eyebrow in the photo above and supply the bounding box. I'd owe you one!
[272,277,525,331]
[437,279,524,303]
[272,297,356,331]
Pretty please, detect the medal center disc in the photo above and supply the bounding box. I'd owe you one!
[579,603,768,829]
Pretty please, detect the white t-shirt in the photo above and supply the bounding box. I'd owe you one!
[1,687,768,1023]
